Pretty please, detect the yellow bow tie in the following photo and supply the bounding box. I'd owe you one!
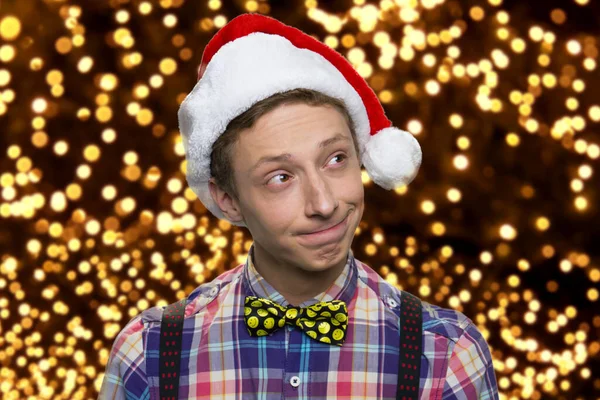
[244,296,348,346]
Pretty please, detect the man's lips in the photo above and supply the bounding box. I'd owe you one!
[299,212,350,235]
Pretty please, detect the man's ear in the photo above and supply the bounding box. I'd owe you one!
[208,178,244,223]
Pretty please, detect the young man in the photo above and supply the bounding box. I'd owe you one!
[99,14,499,399]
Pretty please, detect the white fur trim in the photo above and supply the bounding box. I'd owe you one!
[362,127,422,190]
[178,32,371,226]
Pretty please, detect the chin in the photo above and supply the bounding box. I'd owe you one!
[299,239,349,270]
[289,211,358,269]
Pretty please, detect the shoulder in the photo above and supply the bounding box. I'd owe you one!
[107,313,146,361]
[99,312,147,396]
[354,259,498,397]
[113,262,245,351]
[137,262,246,325]
[420,299,476,342]
[107,263,245,349]
[354,258,475,342]
[100,263,246,394]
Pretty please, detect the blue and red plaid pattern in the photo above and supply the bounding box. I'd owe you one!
[98,245,499,399]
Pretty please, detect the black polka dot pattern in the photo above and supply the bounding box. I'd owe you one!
[159,298,186,400]
[396,291,423,400]
[244,295,348,346]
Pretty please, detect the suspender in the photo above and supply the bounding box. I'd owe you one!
[159,298,186,400]
[158,293,423,400]
[396,291,423,400]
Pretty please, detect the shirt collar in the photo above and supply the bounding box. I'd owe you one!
[241,243,358,308]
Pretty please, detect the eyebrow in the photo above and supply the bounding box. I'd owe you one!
[249,133,350,174]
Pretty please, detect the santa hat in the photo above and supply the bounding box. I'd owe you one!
[178,13,422,227]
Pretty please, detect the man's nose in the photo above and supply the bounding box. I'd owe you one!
[303,172,338,218]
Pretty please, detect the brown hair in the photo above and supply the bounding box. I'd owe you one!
[210,88,361,200]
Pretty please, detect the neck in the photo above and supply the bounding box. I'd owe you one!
[251,243,348,306]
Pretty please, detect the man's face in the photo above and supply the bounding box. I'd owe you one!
[229,103,364,272]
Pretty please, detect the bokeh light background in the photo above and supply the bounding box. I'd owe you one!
[0,0,599,398]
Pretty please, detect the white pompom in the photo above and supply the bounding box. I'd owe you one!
[361,127,422,190]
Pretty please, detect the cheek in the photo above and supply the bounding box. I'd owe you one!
[352,174,365,197]
[339,168,364,202]
[246,191,299,230]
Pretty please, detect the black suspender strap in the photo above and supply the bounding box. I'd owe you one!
[396,291,423,400]
[159,298,186,400]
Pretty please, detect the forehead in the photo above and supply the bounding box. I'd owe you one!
[232,103,353,169]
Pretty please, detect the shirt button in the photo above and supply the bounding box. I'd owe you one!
[290,376,300,388]
[209,287,218,296]
[387,297,398,307]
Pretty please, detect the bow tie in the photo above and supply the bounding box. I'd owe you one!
[244,296,348,346]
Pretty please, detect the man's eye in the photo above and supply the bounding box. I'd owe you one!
[267,174,291,185]
[329,154,347,165]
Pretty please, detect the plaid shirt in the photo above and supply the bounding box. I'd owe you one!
[99,245,498,399]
